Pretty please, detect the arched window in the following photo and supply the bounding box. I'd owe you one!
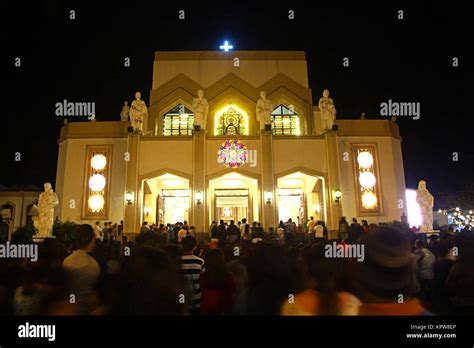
[163,104,194,136]
[215,105,248,136]
[271,105,300,135]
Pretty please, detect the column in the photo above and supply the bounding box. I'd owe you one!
[260,130,276,229]
[325,132,342,233]
[124,134,140,236]
[192,131,206,234]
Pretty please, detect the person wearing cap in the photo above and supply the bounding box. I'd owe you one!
[352,225,432,315]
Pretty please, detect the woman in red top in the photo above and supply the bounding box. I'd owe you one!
[200,248,236,315]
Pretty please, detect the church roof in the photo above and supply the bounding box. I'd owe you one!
[154,51,306,61]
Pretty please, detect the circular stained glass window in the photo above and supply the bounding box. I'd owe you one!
[217,140,248,168]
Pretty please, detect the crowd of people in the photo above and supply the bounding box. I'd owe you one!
[0,215,473,316]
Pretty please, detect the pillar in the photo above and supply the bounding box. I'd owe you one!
[192,130,206,233]
[325,132,342,233]
[124,134,140,236]
[260,130,276,229]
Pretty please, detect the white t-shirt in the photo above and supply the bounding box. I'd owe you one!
[314,225,324,238]
[63,250,100,301]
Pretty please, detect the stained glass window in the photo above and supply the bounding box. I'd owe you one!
[216,106,247,136]
[217,140,248,168]
[163,104,194,136]
[271,105,300,135]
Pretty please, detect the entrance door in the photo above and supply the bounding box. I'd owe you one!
[214,189,248,223]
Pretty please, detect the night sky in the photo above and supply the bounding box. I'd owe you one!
[2,1,471,205]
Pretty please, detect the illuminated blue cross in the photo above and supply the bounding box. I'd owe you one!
[219,40,233,52]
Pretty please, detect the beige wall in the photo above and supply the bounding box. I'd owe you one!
[56,138,127,224]
[337,136,406,224]
[153,54,309,90]
[273,138,328,175]
[138,139,193,177]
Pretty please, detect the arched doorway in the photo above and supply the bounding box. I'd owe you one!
[276,171,326,226]
[141,173,190,225]
[208,172,259,225]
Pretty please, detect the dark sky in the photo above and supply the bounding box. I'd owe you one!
[2,1,471,201]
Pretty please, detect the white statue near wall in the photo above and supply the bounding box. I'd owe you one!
[192,90,209,131]
[416,180,434,232]
[37,183,59,238]
[256,91,272,130]
[318,89,336,132]
[129,92,148,134]
[120,101,130,121]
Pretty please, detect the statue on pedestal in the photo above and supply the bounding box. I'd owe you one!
[256,91,272,131]
[120,101,130,121]
[416,180,434,232]
[192,90,209,131]
[129,92,148,134]
[37,183,59,238]
[318,89,336,132]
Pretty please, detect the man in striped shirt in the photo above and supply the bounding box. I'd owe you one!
[178,235,205,314]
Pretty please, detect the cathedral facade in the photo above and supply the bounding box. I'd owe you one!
[55,51,406,235]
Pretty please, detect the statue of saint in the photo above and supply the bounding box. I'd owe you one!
[129,92,148,134]
[416,180,434,232]
[37,183,59,238]
[120,101,130,121]
[192,90,209,131]
[256,91,272,130]
[318,89,336,132]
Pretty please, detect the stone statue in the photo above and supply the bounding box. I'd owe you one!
[416,180,434,232]
[37,183,59,238]
[256,91,272,130]
[129,92,148,134]
[192,90,209,131]
[318,89,336,132]
[120,101,130,121]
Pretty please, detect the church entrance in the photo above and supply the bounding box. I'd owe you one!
[141,173,190,225]
[208,172,259,225]
[215,189,248,224]
[276,172,326,226]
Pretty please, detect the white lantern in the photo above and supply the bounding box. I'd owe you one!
[88,194,105,212]
[89,174,106,192]
[361,191,377,209]
[357,151,373,169]
[359,172,376,189]
[91,154,107,170]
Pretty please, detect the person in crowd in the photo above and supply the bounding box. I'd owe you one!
[281,242,361,315]
[431,239,456,313]
[62,224,100,314]
[307,216,315,238]
[414,239,436,300]
[216,220,227,247]
[210,221,219,239]
[139,221,150,234]
[349,218,362,243]
[108,246,185,315]
[351,225,431,315]
[240,218,248,239]
[177,236,205,314]
[94,221,103,241]
[235,243,292,315]
[339,217,349,241]
[361,220,370,234]
[277,221,285,240]
[226,220,240,244]
[177,224,188,242]
[314,221,324,240]
[200,248,236,315]
[446,230,474,314]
